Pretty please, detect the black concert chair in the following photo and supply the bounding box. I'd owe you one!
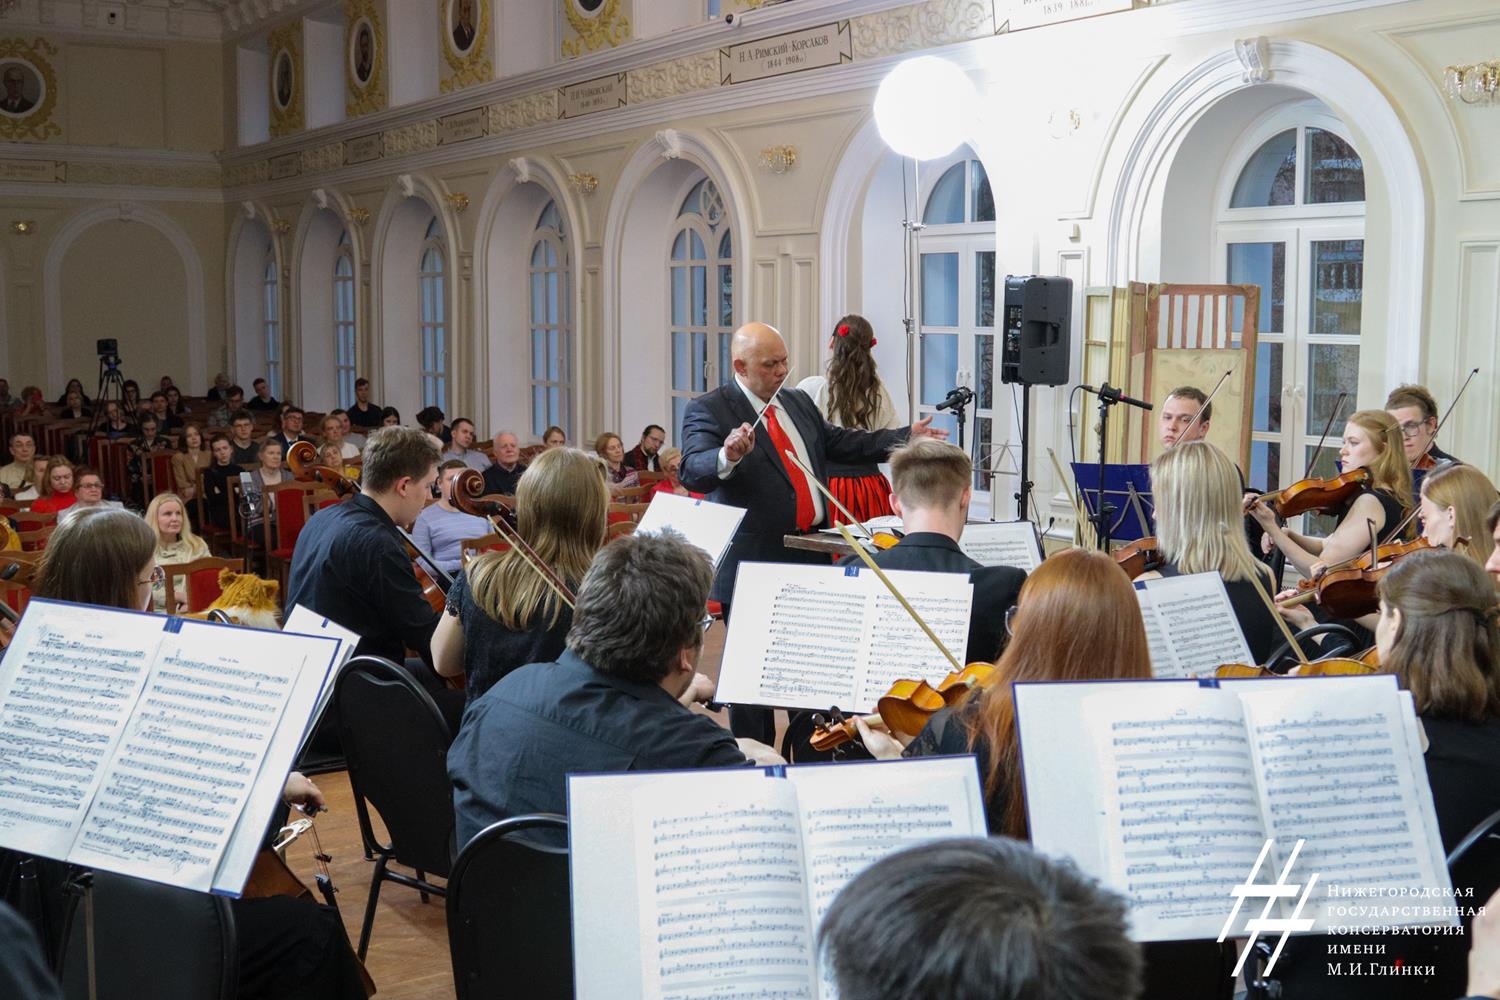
[447,815,572,1000]
[335,655,457,959]
[1262,622,1363,673]
[56,871,237,1000]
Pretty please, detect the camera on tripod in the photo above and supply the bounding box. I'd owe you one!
[96,338,121,371]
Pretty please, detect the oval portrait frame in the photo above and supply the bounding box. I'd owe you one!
[0,58,46,120]
[349,17,376,89]
[445,0,481,58]
[272,48,294,111]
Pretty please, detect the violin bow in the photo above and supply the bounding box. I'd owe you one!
[1170,369,1233,449]
[1241,561,1311,667]
[746,364,798,437]
[779,448,880,544]
[401,531,456,592]
[1302,390,1348,479]
[451,469,575,609]
[1046,447,1093,549]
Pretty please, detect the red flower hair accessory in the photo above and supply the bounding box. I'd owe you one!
[836,324,850,337]
[870,338,877,346]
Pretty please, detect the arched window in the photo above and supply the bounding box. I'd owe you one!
[915,153,997,496]
[262,250,281,399]
[529,200,570,438]
[1216,106,1365,536]
[419,217,447,411]
[333,231,356,409]
[668,176,733,441]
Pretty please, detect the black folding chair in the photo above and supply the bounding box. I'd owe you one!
[447,815,572,1000]
[56,871,237,1000]
[334,655,456,959]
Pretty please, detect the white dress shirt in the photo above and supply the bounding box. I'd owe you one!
[717,374,825,525]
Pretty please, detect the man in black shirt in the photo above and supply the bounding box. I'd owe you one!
[448,530,782,848]
[623,423,666,472]
[245,377,279,412]
[285,426,442,666]
[228,410,260,465]
[270,405,313,453]
[147,391,182,433]
[347,377,383,430]
[480,430,526,495]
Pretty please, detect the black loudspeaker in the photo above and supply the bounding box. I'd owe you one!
[1000,275,1072,387]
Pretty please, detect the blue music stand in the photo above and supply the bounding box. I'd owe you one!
[1071,463,1155,543]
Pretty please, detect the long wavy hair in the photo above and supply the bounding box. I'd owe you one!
[1152,441,1270,586]
[467,447,608,631]
[964,548,1153,839]
[825,314,883,430]
[1347,409,1413,513]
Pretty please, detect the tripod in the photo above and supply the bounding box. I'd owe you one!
[90,353,128,435]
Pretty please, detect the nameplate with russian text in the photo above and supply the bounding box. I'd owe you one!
[269,153,302,180]
[440,108,487,145]
[345,133,383,165]
[720,21,851,85]
[560,73,627,119]
[0,159,64,183]
[1004,0,1139,31]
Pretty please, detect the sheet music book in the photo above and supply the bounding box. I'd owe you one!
[1134,572,1253,678]
[569,755,988,1000]
[1015,676,1454,942]
[959,520,1043,573]
[0,599,341,896]
[717,562,973,713]
[635,491,748,569]
[282,604,360,757]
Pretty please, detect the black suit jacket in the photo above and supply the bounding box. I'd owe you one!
[679,382,908,602]
[839,532,1025,664]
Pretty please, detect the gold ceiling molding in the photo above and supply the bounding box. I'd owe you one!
[562,0,631,59]
[268,22,305,137]
[441,0,494,93]
[345,0,388,118]
[0,37,61,143]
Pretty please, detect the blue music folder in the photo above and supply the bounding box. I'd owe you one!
[1071,462,1155,541]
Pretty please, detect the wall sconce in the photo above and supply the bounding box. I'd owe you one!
[271,218,292,235]
[758,145,798,174]
[347,207,371,226]
[567,172,598,195]
[1444,61,1500,105]
[445,192,470,213]
[9,220,35,235]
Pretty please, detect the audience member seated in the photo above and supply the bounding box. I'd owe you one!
[271,405,312,452]
[228,410,261,464]
[0,377,18,410]
[145,491,209,611]
[379,405,401,427]
[623,423,665,472]
[480,430,527,495]
[172,423,210,503]
[18,386,46,417]
[164,385,190,416]
[248,439,289,532]
[245,376,279,412]
[54,378,89,407]
[818,837,1143,1000]
[416,405,450,446]
[122,379,143,415]
[203,434,238,530]
[70,467,119,511]
[347,377,383,429]
[594,431,639,493]
[332,409,364,448]
[318,413,360,461]
[542,424,566,448]
[448,529,781,849]
[443,418,492,472]
[30,457,76,514]
[651,447,702,499]
[13,455,48,501]
[206,371,231,401]
[434,447,607,700]
[93,400,134,439]
[126,415,171,501]
[144,390,180,432]
[411,460,490,576]
[57,388,90,421]
[0,431,35,493]
[318,442,360,482]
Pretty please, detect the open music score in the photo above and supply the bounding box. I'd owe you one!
[956,520,1044,573]
[716,563,972,713]
[0,599,341,896]
[1015,676,1454,942]
[569,756,986,1000]
[1133,571,1253,678]
[635,491,748,569]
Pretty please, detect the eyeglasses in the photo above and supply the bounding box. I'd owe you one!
[139,566,164,587]
[1397,420,1432,439]
[1004,604,1019,637]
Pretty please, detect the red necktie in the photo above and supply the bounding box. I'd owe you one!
[763,403,816,531]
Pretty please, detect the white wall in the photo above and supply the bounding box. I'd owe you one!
[296,209,345,411]
[387,0,438,106]
[304,16,346,131]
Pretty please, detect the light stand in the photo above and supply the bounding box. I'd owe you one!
[900,157,925,429]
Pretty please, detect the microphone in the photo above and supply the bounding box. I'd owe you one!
[935,386,975,412]
[1082,382,1153,411]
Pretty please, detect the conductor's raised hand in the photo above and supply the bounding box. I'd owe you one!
[908,415,949,441]
[725,422,756,462]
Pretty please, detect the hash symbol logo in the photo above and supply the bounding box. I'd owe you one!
[1217,839,1319,977]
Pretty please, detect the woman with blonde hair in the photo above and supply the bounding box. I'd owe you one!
[144,491,209,611]
[650,447,702,499]
[1248,409,1412,578]
[433,447,610,701]
[593,431,639,493]
[798,313,901,521]
[1143,441,1282,660]
[1418,462,1498,569]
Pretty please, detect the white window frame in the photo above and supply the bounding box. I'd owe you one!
[667,175,734,442]
[333,231,356,409]
[419,217,448,412]
[529,201,571,439]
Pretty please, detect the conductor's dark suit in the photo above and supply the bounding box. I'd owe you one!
[837,532,1025,666]
[679,380,909,604]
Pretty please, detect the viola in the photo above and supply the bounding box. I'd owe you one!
[1215,645,1380,680]
[1251,467,1369,519]
[1114,537,1162,579]
[1278,538,1436,619]
[809,662,999,752]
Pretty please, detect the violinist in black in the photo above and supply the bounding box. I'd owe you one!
[1248,410,1412,581]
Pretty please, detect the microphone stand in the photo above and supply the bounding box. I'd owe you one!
[1093,389,1118,552]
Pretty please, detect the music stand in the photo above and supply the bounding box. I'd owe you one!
[1071,463,1154,546]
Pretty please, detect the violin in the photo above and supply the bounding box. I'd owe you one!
[286,440,360,497]
[1250,467,1369,519]
[809,662,999,752]
[1114,537,1162,579]
[1215,645,1380,679]
[1277,538,1437,619]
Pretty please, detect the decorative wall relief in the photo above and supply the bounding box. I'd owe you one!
[0,37,61,143]
[441,0,493,93]
[268,23,304,137]
[561,0,631,59]
[345,0,388,118]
